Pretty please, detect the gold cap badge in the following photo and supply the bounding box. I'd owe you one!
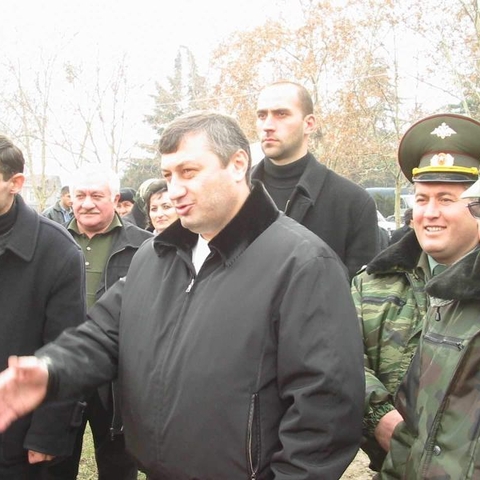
[430,153,454,167]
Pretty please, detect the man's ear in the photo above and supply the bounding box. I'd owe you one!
[113,193,120,206]
[229,149,249,182]
[304,114,317,135]
[9,173,25,194]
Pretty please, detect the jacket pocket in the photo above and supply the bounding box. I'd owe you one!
[423,331,465,351]
[247,393,261,480]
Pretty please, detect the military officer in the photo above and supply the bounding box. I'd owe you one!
[352,113,480,472]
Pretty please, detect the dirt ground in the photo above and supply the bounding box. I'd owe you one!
[342,450,375,479]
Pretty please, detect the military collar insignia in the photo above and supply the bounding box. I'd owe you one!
[430,122,457,139]
[430,152,455,167]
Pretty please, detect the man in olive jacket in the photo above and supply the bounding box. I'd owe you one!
[0,135,86,479]
[45,166,153,480]
[0,112,364,480]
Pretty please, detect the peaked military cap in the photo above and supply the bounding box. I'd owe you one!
[398,113,480,183]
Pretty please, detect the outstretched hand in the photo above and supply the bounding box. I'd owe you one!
[0,356,49,432]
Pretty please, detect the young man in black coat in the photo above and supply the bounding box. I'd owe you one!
[0,135,86,479]
[252,81,379,279]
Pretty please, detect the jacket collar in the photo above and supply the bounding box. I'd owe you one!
[251,152,327,220]
[293,152,328,202]
[252,152,326,203]
[68,213,122,236]
[154,180,279,265]
[366,229,423,274]
[117,217,153,249]
[5,194,40,262]
[427,246,480,301]
[68,213,152,250]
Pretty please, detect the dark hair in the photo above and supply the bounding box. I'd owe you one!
[119,187,136,203]
[60,186,70,195]
[267,81,314,117]
[144,179,169,230]
[0,135,25,180]
[145,179,168,210]
[158,111,251,184]
[403,208,413,225]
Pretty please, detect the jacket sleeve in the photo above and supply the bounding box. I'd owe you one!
[379,338,422,478]
[271,255,364,479]
[379,420,413,479]
[24,243,87,456]
[37,278,125,403]
[345,195,380,279]
[351,273,395,437]
[351,271,397,470]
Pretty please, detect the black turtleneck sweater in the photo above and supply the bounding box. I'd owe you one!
[262,154,309,211]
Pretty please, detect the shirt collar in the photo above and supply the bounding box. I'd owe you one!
[68,213,122,236]
[154,181,279,266]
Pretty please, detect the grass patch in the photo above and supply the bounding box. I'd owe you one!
[77,425,146,480]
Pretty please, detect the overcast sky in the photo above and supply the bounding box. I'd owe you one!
[1,1,456,183]
[1,0,296,179]
[2,0,452,121]
[2,0,291,83]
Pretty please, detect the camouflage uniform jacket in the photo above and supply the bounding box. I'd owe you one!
[381,246,480,479]
[351,230,429,470]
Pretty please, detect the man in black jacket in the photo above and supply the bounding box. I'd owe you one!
[0,135,86,479]
[0,112,364,479]
[252,81,379,279]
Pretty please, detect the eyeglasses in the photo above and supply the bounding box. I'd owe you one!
[467,201,480,219]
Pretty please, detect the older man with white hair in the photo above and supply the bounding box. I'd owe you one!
[44,167,152,480]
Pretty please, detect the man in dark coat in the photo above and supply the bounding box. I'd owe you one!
[0,135,86,479]
[389,208,413,245]
[252,81,379,279]
[0,112,364,480]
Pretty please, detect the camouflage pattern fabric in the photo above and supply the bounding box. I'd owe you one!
[351,230,429,471]
[381,247,480,479]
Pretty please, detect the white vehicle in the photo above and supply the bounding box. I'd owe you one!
[366,187,414,218]
[377,210,396,233]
